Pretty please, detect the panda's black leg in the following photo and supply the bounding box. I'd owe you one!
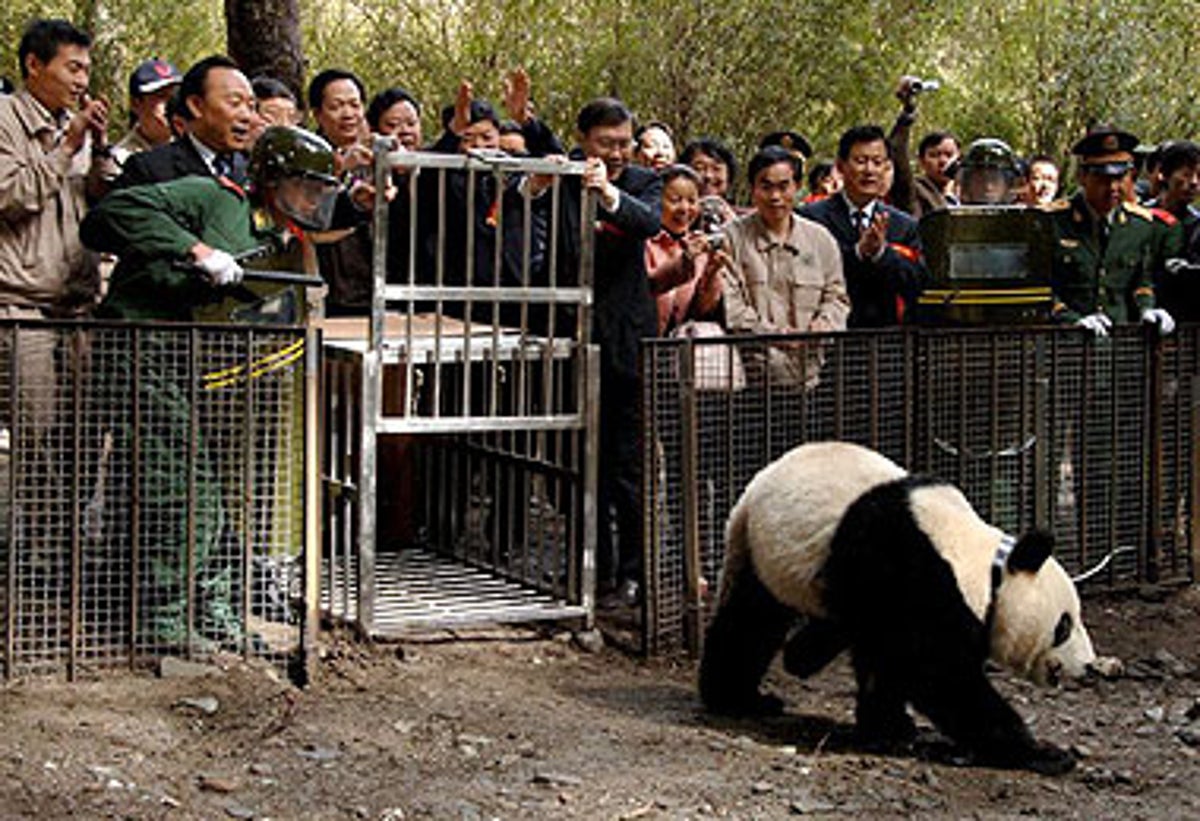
[782,618,848,678]
[850,648,916,746]
[699,561,794,716]
[909,664,1076,775]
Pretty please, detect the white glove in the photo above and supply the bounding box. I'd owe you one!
[195,248,243,287]
[1076,312,1112,338]
[1141,308,1176,335]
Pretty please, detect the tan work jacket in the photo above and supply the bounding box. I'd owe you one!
[0,89,110,311]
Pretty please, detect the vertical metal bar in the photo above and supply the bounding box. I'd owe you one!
[1147,330,1164,584]
[304,326,321,681]
[68,327,83,680]
[517,179,532,419]
[489,169,504,421]
[370,137,390,354]
[4,326,15,678]
[129,329,141,667]
[868,336,879,449]
[1079,340,1091,569]
[679,340,702,655]
[357,343,378,635]
[186,328,199,657]
[404,169,419,423]
[956,335,967,487]
[432,169,447,418]
[582,345,600,630]
[462,166,476,417]
[989,334,1000,523]
[1033,333,1050,532]
[831,337,843,442]
[1190,337,1200,578]
[1108,338,1120,579]
[339,360,353,619]
[240,329,254,659]
[1169,335,1185,576]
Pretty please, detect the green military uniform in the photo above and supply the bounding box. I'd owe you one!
[83,175,302,321]
[1047,193,1160,324]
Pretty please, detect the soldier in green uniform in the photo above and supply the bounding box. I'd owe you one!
[85,125,337,321]
[1047,124,1175,337]
[81,126,336,648]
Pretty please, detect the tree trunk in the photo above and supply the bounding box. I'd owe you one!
[225,0,306,107]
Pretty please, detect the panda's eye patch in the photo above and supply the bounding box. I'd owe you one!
[1052,612,1073,647]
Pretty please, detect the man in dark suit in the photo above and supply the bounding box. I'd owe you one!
[800,124,927,327]
[111,55,254,190]
[533,97,661,605]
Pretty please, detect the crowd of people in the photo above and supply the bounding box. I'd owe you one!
[3,18,1198,613]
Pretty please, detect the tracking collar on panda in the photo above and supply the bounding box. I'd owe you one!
[983,533,1017,646]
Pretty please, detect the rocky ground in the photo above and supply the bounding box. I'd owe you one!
[1,586,1199,820]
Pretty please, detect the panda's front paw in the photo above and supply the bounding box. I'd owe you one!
[743,691,786,716]
[703,689,785,718]
[1024,741,1077,776]
[1089,655,1124,679]
[855,705,917,746]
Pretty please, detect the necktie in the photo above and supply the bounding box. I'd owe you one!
[854,209,869,233]
[214,154,233,179]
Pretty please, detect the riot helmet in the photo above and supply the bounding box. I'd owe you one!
[250,125,340,230]
[956,138,1019,205]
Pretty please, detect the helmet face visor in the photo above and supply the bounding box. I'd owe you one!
[958,167,1013,205]
[274,175,339,230]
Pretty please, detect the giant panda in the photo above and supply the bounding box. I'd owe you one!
[699,441,1109,775]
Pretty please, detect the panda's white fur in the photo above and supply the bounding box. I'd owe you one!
[720,440,1098,686]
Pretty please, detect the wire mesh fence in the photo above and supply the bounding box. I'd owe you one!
[0,320,308,679]
[643,324,1198,655]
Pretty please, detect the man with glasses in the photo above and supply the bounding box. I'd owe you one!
[800,125,927,327]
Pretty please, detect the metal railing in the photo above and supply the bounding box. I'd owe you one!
[320,146,599,637]
[0,319,311,679]
[642,324,1199,655]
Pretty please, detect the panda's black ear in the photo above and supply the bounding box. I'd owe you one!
[1007,530,1054,574]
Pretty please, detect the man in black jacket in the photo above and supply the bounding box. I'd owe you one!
[111,55,254,190]
[800,125,927,327]
[535,98,661,605]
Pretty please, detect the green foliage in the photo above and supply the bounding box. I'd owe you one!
[2,0,1198,196]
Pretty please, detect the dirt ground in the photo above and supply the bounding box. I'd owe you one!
[1,586,1199,821]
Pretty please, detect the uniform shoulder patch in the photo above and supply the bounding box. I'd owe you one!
[1123,202,1155,222]
[1149,207,1178,226]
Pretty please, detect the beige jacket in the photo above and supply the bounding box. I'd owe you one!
[0,90,109,312]
[720,213,849,386]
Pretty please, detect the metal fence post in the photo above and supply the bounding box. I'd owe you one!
[678,339,703,655]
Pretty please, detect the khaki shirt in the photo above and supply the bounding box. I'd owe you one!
[721,213,849,386]
[0,90,110,311]
[109,126,155,178]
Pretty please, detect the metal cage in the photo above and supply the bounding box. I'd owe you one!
[320,146,599,637]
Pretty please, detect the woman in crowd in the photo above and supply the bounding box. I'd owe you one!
[645,165,724,335]
[680,137,740,228]
[634,121,677,171]
[367,87,423,150]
